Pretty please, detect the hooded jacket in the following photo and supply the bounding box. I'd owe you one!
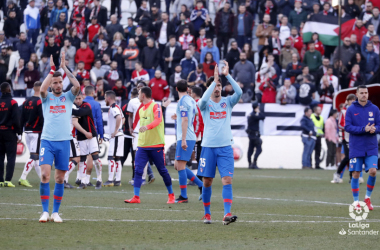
[345,100,380,158]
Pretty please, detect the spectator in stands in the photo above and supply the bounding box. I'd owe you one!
[113,46,125,72]
[325,109,339,168]
[173,0,193,18]
[256,14,274,53]
[29,53,38,69]
[149,70,170,102]
[278,0,295,17]
[215,1,234,58]
[17,32,36,65]
[361,24,376,53]
[71,13,86,40]
[190,0,208,36]
[90,59,106,84]
[112,79,128,102]
[360,1,373,24]
[320,2,333,16]
[135,0,148,22]
[286,53,303,84]
[125,18,137,40]
[289,0,307,28]
[179,27,195,51]
[92,27,109,50]
[289,27,303,57]
[101,53,112,73]
[259,74,276,103]
[264,29,281,65]
[233,52,255,94]
[351,19,367,46]
[131,61,149,85]
[75,61,90,84]
[235,4,254,49]
[61,38,76,70]
[24,61,40,97]
[90,0,108,28]
[134,27,147,51]
[333,37,355,68]
[259,0,277,26]
[243,43,254,63]
[187,64,206,92]
[319,75,335,104]
[106,14,124,41]
[0,47,10,84]
[50,0,68,27]
[140,38,160,79]
[298,76,317,106]
[345,0,360,18]
[43,36,60,67]
[95,77,109,101]
[87,16,101,43]
[188,43,200,62]
[300,107,316,169]
[70,0,90,24]
[296,65,315,87]
[324,66,339,92]
[4,10,20,44]
[309,2,320,16]
[150,2,162,24]
[202,52,217,78]
[309,33,324,56]
[200,37,219,64]
[38,54,50,80]
[225,41,240,72]
[279,16,291,45]
[373,35,380,54]
[75,40,95,71]
[52,12,68,33]
[12,58,27,97]
[155,12,175,69]
[276,78,296,104]
[202,14,215,39]
[163,36,182,80]
[362,42,379,81]
[122,38,139,83]
[69,28,81,50]
[40,0,54,33]
[280,39,299,73]
[169,64,186,100]
[346,64,364,88]
[196,28,207,53]
[303,42,322,77]
[94,40,112,60]
[180,50,197,78]
[350,33,361,54]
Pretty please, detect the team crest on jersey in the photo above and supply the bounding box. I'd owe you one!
[369,112,373,117]
[40,157,44,162]
[220,102,227,109]
[60,96,66,102]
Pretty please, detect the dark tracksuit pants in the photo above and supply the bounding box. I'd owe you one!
[121,137,134,177]
[313,136,322,168]
[326,139,336,166]
[0,131,18,182]
[247,136,262,165]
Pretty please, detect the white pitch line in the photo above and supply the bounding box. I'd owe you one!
[249,175,323,180]
[1,217,380,223]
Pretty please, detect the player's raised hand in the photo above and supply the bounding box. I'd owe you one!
[60,51,66,69]
[214,64,219,83]
[222,60,229,76]
[50,55,55,68]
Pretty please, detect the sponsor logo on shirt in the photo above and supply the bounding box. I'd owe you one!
[210,111,227,119]
[49,105,66,114]
[60,96,66,102]
[0,102,8,111]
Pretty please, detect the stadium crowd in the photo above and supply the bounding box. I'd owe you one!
[0,0,378,106]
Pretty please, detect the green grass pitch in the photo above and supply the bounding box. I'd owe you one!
[0,164,379,250]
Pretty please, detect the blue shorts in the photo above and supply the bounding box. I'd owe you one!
[39,140,70,171]
[175,140,196,161]
[197,146,234,178]
[349,155,378,173]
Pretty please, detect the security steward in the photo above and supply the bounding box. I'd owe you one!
[0,82,22,187]
[310,106,324,170]
[246,103,265,169]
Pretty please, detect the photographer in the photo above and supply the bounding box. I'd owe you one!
[246,103,265,169]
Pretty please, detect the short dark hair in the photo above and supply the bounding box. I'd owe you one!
[304,107,311,114]
[329,109,338,117]
[326,65,333,71]
[94,59,101,64]
[140,86,152,98]
[137,81,147,87]
[78,61,85,64]
[85,85,95,95]
[191,86,202,97]
[357,85,367,91]
[96,76,103,82]
[197,64,203,70]
[131,87,138,97]
[176,80,188,93]
[135,61,142,66]
[169,35,176,40]
[346,93,356,101]
[206,76,214,87]
[53,71,62,77]
[0,82,10,93]
[105,90,116,99]
[34,81,42,88]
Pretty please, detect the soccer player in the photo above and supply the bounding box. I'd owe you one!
[331,94,356,184]
[72,92,102,189]
[19,81,43,187]
[174,80,203,203]
[197,61,242,225]
[124,86,175,204]
[63,111,80,189]
[38,53,80,223]
[345,85,380,211]
[103,90,125,187]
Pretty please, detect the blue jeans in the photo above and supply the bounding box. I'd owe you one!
[302,136,316,167]
[146,68,155,80]
[236,35,251,49]
[27,29,39,47]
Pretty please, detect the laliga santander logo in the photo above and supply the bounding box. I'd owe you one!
[349,201,369,221]
[231,144,243,161]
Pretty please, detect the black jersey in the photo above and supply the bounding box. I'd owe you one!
[21,96,44,133]
[72,101,97,141]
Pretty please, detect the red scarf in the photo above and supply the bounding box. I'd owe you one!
[90,5,101,20]
[349,73,357,88]
[71,20,86,39]
[265,6,271,14]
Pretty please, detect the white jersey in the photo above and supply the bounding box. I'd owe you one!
[108,103,124,136]
[126,97,142,133]
[70,106,78,138]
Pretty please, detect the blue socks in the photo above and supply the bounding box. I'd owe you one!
[351,177,359,202]
[40,182,50,213]
[222,184,233,216]
[360,171,363,178]
[134,187,141,197]
[202,186,212,215]
[185,168,203,187]
[340,167,346,179]
[366,175,376,198]
[178,169,187,198]
[52,183,64,213]
[166,185,173,194]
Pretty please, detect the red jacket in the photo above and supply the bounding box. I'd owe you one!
[87,24,100,43]
[351,25,367,46]
[193,99,204,139]
[148,77,170,101]
[196,37,207,53]
[289,35,303,56]
[259,80,276,103]
[75,48,95,70]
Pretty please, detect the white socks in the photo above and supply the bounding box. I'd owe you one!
[79,162,87,184]
[94,159,102,182]
[65,161,76,183]
[34,160,41,179]
[115,160,122,182]
[20,159,34,180]
[108,160,116,181]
